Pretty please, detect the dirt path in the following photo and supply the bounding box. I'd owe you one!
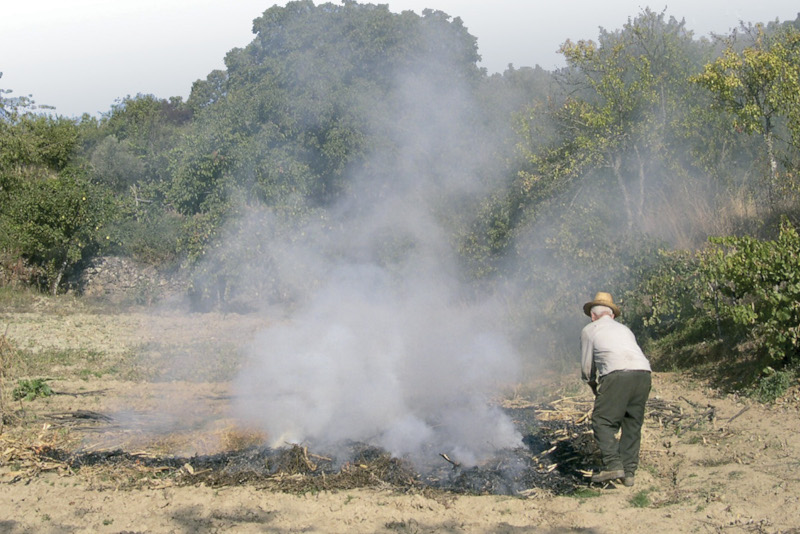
[1,309,799,533]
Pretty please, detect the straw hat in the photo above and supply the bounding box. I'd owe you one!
[583,291,621,317]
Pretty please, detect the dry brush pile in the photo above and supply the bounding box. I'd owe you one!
[0,382,719,497]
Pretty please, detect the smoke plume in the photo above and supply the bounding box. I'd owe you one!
[230,62,523,466]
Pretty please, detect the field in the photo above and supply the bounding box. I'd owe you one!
[1,297,799,533]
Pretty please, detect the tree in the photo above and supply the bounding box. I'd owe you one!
[1,171,115,294]
[464,10,716,358]
[692,24,800,204]
[499,8,717,256]
[0,84,117,293]
[93,94,191,192]
[0,72,40,121]
[551,10,703,229]
[166,1,487,243]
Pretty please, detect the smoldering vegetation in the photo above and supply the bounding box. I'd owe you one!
[32,403,587,496]
[21,391,712,496]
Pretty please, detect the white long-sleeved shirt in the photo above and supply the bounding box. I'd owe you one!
[581,315,651,383]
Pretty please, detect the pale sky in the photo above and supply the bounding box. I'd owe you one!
[1,0,797,117]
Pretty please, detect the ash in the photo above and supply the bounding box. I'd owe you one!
[36,405,588,495]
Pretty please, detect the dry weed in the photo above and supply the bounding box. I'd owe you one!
[0,330,25,429]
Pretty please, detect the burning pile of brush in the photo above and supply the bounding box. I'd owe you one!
[6,394,708,495]
[6,400,586,495]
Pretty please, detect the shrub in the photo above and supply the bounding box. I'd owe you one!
[703,220,800,367]
[12,378,53,401]
[110,209,183,267]
[634,219,800,372]
[750,366,795,403]
[630,490,651,508]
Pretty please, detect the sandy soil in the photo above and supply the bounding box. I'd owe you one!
[1,307,800,534]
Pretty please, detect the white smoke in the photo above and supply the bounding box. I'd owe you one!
[233,257,522,465]
[229,50,523,467]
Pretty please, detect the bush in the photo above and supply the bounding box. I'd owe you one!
[110,209,183,267]
[630,490,651,508]
[634,219,800,371]
[750,366,795,403]
[0,251,43,289]
[12,378,53,401]
[704,220,800,367]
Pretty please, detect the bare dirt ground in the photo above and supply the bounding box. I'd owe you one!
[1,301,800,533]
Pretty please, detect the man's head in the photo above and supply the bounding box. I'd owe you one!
[590,305,614,321]
[583,292,620,318]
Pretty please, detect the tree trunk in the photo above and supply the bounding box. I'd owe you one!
[612,155,635,231]
[51,258,69,295]
[634,144,646,227]
[764,127,778,208]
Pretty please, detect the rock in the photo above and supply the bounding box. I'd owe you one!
[73,256,187,304]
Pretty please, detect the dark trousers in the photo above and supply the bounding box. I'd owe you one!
[592,370,651,474]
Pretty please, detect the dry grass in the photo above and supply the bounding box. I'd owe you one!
[218,426,268,451]
[0,423,81,481]
[0,330,25,430]
[643,185,757,250]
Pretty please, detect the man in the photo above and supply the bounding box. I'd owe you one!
[581,292,651,487]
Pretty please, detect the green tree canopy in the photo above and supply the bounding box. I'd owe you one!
[171,1,484,217]
[692,24,800,202]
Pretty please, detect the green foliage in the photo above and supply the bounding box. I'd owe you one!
[630,490,652,508]
[0,72,46,122]
[634,219,800,379]
[627,248,707,335]
[90,94,190,194]
[515,9,708,233]
[706,220,800,365]
[492,194,665,363]
[693,25,800,141]
[692,25,800,200]
[0,171,116,293]
[0,102,121,293]
[12,378,53,401]
[569,487,602,499]
[79,94,192,267]
[153,0,496,264]
[108,206,183,266]
[181,1,482,206]
[89,135,147,191]
[0,114,79,171]
[750,366,795,403]
[185,206,318,312]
